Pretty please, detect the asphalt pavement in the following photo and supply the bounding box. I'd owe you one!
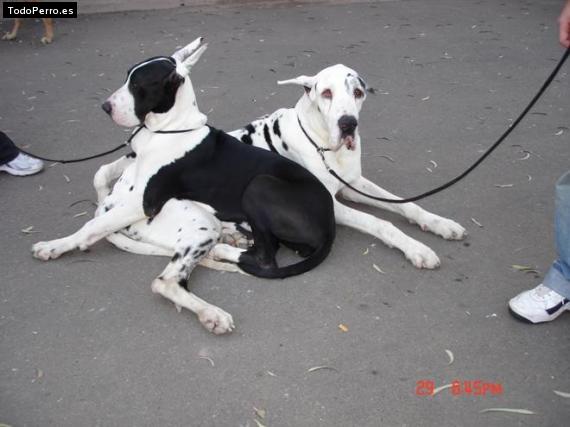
[1,1,569,426]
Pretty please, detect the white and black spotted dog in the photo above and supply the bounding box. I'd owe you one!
[104,63,466,270]
[32,38,336,334]
[228,64,467,268]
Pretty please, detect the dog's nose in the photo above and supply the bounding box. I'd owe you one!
[101,101,113,115]
[338,115,358,134]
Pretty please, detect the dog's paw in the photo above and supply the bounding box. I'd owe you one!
[405,242,441,269]
[40,36,53,45]
[419,215,467,240]
[2,32,17,41]
[32,240,67,261]
[198,306,235,335]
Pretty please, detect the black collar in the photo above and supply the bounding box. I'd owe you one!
[144,124,201,134]
[150,126,200,134]
[127,124,200,144]
[296,116,331,156]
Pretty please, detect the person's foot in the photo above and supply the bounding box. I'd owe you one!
[0,153,44,176]
[509,284,570,324]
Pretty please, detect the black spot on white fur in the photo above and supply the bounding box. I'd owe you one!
[178,277,189,290]
[192,249,207,259]
[263,124,277,153]
[199,238,213,248]
[272,119,281,138]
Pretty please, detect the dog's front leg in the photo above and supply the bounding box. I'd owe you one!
[150,231,234,334]
[93,155,135,203]
[2,19,21,41]
[340,176,466,240]
[334,201,441,269]
[32,203,145,261]
[40,18,53,44]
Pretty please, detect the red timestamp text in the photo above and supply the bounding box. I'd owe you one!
[416,379,504,397]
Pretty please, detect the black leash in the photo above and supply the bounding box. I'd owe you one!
[16,125,199,164]
[16,125,144,164]
[299,47,570,204]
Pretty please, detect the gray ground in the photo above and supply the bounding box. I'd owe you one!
[1,1,569,426]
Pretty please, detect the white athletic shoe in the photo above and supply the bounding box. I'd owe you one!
[0,153,44,176]
[509,284,570,324]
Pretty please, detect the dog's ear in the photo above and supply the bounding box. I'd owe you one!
[277,75,317,97]
[357,75,367,91]
[172,37,207,67]
[166,69,185,90]
[181,43,208,70]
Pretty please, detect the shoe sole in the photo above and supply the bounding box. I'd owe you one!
[0,165,43,176]
[508,305,570,324]
[508,307,537,324]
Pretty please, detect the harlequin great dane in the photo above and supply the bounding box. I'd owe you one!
[32,38,336,334]
[104,63,466,269]
[227,64,467,268]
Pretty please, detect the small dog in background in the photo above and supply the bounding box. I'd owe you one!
[2,0,54,44]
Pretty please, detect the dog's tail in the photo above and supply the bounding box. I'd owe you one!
[237,228,335,279]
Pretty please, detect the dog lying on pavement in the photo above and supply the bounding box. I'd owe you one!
[104,63,466,269]
[32,38,336,334]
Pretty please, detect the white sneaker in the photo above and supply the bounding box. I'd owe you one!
[509,284,570,324]
[0,153,44,176]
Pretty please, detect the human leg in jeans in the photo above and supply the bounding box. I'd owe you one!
[509,171,570,323]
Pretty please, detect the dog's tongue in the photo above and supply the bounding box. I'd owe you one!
[343,135,356,150]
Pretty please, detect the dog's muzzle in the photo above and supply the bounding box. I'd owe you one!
[338,115,358,150]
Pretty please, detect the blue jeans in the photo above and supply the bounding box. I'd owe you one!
[544,171,570,299]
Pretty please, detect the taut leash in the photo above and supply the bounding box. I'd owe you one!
[299,47,570,204]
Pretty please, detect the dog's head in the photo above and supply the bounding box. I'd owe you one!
[102,37,208,127]
[278,64,366,151]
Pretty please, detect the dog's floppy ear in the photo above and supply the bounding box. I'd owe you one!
[172,37,207,70]
[277,75,317,97]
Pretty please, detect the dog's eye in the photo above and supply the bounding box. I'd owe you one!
[321,89,333,99]
[354,88,364,99]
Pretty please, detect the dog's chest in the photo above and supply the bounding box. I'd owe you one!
[133,127,209,183]
[331,145,361,174]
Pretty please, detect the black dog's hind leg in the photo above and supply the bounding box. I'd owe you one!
[237,175,288,271]
[238,229,279,270]
[281,240,316,258]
